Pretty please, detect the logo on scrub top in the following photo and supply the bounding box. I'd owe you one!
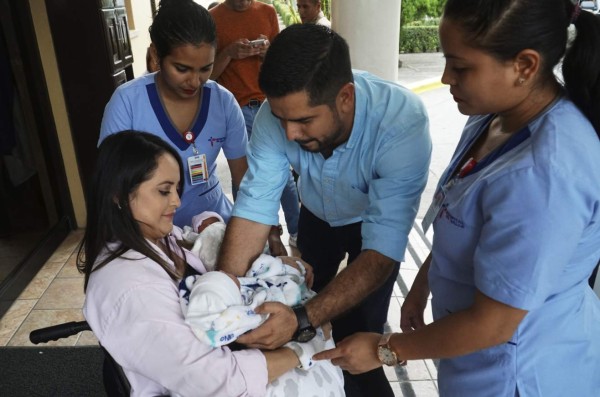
[208,136,225,147]
[438,204,464,228]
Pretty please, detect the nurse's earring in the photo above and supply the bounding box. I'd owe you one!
[518,77,525,86]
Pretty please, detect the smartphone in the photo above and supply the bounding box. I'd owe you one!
[248,38,266,47]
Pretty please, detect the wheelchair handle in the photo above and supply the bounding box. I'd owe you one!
[29,321,91,344]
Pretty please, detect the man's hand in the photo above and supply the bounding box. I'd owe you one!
[236,302,297,349]
[225,39,263,60]
[255,34,270,58]
[313,332,382,374]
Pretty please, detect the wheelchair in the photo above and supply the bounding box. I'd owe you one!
[29,321,131,396]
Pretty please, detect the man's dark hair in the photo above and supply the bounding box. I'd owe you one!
[259,24,353,106]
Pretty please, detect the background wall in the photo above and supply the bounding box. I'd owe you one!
[127,0,153,77]
[332,0,402,81]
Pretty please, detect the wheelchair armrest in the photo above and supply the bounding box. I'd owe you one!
[29,321,91,344]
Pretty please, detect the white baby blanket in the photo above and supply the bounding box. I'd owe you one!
[178,254,345,396]
[179,254,314,348]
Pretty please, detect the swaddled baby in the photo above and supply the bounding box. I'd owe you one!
[177,211,269,272]
[174,211,345,395]
[176,211,227,272]
[178,254,345,396]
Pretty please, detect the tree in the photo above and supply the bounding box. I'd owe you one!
[401,0,444,26]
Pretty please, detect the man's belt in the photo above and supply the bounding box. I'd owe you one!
[247,98,263,108]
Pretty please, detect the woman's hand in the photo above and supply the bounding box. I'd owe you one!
[400,281,429,332]
[401,254,431,332]
[313,332,382,374]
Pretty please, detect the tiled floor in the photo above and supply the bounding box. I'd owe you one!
[0,222,439,396]
[0,229,96,348]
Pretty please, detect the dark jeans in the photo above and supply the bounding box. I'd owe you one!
[297,206,399,397]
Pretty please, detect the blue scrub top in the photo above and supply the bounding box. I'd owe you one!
[99,74,248,227]
[429,97,600,396]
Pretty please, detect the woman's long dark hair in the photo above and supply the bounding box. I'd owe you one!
[443,0,600,137]
[77,131,186,291]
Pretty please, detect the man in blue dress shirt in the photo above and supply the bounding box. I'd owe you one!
[217,24,432,397]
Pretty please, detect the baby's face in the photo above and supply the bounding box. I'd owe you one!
[197,216,220,233]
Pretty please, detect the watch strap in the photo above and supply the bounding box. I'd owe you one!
[292,305,315,341]
[292,305,310,329]
[377,333,407,366]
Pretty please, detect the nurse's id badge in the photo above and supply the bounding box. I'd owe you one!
[421,188,446,234]
[187,154,208,185]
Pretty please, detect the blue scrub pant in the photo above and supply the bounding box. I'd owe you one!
[242,103,299,235]
[297,206,400,397]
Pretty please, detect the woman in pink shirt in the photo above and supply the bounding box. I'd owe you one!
[78,131,301,396]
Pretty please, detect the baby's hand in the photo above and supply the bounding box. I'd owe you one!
[278,256,314,288]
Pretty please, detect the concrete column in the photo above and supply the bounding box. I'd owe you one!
[331,0,401,81]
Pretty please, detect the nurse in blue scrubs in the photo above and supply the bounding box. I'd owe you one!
[314,1,600,396]
[99,0,246,230]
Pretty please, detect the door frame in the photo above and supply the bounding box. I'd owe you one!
[0,0,75,314]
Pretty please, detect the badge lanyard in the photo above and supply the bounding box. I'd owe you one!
[421,157,477,234]
[184,130,208,185]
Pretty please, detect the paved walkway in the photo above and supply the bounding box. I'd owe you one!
[397,52,445,89]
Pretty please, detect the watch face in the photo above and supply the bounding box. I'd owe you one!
[377,345,398,366]
[296,327,317,343]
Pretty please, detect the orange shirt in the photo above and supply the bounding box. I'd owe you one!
[210,2,279,107]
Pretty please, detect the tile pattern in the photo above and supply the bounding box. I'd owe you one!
[0,222,439,396]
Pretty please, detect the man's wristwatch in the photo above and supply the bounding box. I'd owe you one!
[377,333,407,366]
[291,305,316,343]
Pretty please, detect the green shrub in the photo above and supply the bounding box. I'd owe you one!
[401,0,444,26]
[407,17,441,27]
[400,25,440,53]
[400,0,443,52]
[273,0,300,26]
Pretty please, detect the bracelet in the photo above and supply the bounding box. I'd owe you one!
[285,341,315,370]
